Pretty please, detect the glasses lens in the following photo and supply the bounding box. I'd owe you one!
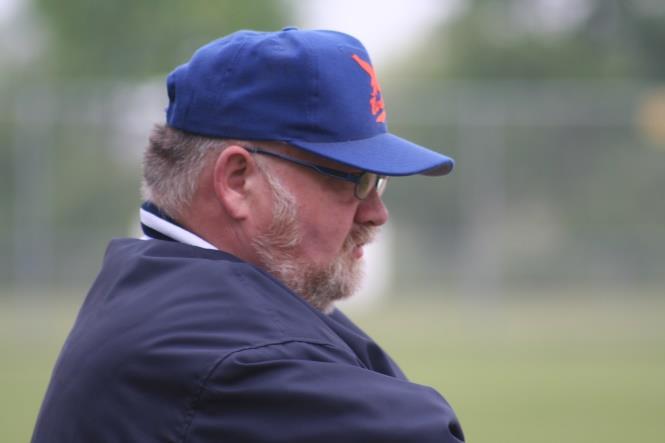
[355,173,376,199]
[356,174,388,199]
[376,176,388,196]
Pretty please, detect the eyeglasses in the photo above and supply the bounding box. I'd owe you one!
[244,146,388,200]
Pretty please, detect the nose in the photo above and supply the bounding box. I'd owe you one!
[354,190,389,226]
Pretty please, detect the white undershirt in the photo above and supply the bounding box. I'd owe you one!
[139,207,218,251]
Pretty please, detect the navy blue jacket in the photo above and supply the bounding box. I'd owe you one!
[32,238,464,442]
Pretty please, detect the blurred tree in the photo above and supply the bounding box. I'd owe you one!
[385,0,665,289]
[34,0,291,79]
[408,0,665,80]
[2,1,293,289]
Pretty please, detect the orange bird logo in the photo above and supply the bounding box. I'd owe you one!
[351,54,386,123]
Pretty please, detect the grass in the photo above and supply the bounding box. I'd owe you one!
[2,290,664,442]
[349,293,665,443]
[0,295,81,443]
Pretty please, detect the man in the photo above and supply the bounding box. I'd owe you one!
[32,28,464,442]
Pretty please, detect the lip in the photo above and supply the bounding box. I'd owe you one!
[352,244,364,259]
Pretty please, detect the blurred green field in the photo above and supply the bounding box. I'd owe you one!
[2,291,664,443]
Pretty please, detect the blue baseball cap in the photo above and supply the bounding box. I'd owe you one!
[166,27,454,177]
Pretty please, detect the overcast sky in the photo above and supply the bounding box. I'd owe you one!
[289,0,462,68]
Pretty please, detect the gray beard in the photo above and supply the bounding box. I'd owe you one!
[254,234,364,313]
[250,169,375,313]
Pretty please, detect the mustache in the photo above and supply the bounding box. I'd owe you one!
[345,224,379,252]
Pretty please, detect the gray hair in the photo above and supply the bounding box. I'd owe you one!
[141,124,229,219]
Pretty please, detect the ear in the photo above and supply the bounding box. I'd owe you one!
[212,145,260,220]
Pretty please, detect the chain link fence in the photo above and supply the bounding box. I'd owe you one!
[2,79,664,296]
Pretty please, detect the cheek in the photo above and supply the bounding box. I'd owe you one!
[299,206,354,258]
[255,190,281,232]
[288,178,359,260]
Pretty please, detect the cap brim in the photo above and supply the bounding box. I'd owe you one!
[285,133,454,177]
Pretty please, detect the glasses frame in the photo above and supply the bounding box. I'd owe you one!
[243,146,388,200]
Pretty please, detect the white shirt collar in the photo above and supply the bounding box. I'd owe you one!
[139,205,218,251]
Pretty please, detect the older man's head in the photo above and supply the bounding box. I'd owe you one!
[142,28,454,311]
[142,125,386,312]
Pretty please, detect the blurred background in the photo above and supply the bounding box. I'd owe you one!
[1,0,664,441]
